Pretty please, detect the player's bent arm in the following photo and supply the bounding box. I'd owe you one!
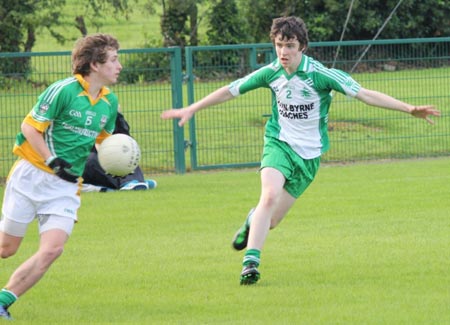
[21,122,53,161]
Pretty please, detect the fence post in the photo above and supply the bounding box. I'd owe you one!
[170,47,186,174]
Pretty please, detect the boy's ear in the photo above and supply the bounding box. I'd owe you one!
[90,61,99,72]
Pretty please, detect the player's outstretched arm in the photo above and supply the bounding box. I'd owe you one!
[356,88,440,124]
[161,86,234,127]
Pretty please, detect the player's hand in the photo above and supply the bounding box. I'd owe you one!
[411,105,441,124]
[161,108,194,127]
[46,157,79,183]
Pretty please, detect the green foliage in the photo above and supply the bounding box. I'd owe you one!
[190,0,251,79]
[238,0,450,42]
[0,158,449,323]
[206,0,248,45]
[238,0,287,43]
[318,0,450,41]
[0,3,23,53]
[0,56,32,80]
[193,49,255,79]
[0,0,66,51]
[0,0,65,75]
[4,0,449,55]
[0,0,140,54]
[118,37,171,83]
[160,0,201,47]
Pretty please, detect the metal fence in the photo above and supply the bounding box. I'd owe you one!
[1,38,449,177]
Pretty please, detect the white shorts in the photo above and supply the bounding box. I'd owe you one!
[0,159,80,236]
[0,214,75,237]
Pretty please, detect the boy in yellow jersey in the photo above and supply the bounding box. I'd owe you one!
[161,16,440,285]
[0,33,122,319]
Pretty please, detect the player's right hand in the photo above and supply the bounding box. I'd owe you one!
[161,108,194,127]
[47,157,79,183]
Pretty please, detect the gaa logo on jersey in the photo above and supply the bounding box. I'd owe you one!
[38,103,49,114]
[100,115,108,128]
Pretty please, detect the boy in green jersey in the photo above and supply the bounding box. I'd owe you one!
[161,16,440,285]
[0,33,122,319]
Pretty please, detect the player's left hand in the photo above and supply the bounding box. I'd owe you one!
[411,105,441,124]
[47,157,79,183]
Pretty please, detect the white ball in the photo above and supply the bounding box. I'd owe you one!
[97,134,141,176]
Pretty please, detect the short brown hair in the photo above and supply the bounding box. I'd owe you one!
[270,16,309,50]
[72,33,120,76]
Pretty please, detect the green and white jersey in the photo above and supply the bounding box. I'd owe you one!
[228,55,361,159]
[14,74,118,176]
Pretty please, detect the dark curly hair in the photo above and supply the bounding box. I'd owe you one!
[72,33,120,76]
[270,16,309,50]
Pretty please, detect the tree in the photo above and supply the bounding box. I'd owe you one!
[197,0,250,78]
[0,0,66,76]
[159,0,203,48]
[0,0,66,53]
[0,0,138,54]
[237,0,304,43]
[237,0,450,43]
[206,0,248,45]
[73,0,138,37]
[0,0,141,78]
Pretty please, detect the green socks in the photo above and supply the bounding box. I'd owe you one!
[242,210,260,267]
[243,248,261,267]
[0,289,17,308]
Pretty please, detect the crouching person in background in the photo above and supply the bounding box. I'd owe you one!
[82,111,157,192]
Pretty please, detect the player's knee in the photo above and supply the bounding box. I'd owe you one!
[259,192,280,208]
[39,246,64,266]
[47,246,64,260]
[0,246,18,259]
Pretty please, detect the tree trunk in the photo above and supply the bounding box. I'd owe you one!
[75,16,88,37]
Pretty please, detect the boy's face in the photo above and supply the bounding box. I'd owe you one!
[274,34,303,74]
[94,49,122,85]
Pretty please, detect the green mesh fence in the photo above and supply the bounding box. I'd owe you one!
[1,38,449,177]
[184,38,450,170]
[0,48,183,177]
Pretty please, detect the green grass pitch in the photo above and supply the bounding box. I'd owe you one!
[0,158,449,324]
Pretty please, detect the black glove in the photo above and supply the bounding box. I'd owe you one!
[47,157,79,183]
